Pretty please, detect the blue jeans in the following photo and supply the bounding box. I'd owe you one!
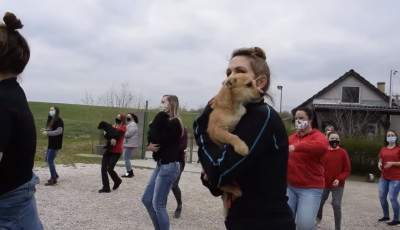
[0,173,43,230]
[287,185,323,230]
[317,187,344,230]
[46,149,59,180]
[379,178,400,221]
[142,162,180,230]
[123,148,134,172]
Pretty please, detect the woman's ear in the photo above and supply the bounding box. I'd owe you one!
[256,75,268,90]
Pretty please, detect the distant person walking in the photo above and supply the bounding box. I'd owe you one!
[0,12,43,229]
[41,106,64,186]
[377,130,400,226]
[122,113,139,178]
[316,131,351,230]
[98,113,126,193]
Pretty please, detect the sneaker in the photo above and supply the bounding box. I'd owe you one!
[378,217,390,222]
[174,205,182,218]
[98,187,111,193]
[45,179,57,186]
[387,221,400,226]
[113,179,122,190]
[122,170,134,178]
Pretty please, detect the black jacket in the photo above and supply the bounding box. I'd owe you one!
[193,101,295,229]
[48,118,64,150]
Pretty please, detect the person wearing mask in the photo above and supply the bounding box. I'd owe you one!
[194,47,295,230]
[316,131,351,230]
[98,113,126,193]
[0,12,43,229]
[142,95,182,230]
[121,113,139,178]
[287,107,328,230]
[377,130,400,226]
[40,106,64,186]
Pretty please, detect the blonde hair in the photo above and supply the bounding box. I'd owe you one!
[163,94,183,130]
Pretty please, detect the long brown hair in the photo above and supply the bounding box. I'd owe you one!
[46,106,61,130]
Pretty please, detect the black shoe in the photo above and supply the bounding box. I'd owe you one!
[378,217,390,222]
[98,187,111,193]
[45,179,57,186]
[122,170,134,178]
[174,205,182,218]
[113,179,122,190]
[387,221,400,226]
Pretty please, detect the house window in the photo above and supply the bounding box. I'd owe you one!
[342,86,360,103]
[367,123,377,136]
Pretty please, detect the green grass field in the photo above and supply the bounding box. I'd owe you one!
[29,101,200,167]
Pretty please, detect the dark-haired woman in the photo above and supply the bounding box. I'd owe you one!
[287,107,328,230]
[0,12,43,229]
[122,113,139,178]
[194,47,295,230]
[41,106,64,186]
[377,130,400,226]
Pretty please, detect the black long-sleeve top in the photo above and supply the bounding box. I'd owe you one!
[194,101,292,219]
[0,78,36,195]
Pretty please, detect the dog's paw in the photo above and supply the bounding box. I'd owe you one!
[234,142,249,156]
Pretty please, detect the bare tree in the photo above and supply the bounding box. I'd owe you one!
[82,90,95,106]
[96,82,134,108]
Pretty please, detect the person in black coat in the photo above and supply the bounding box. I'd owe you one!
[193,47,295,230]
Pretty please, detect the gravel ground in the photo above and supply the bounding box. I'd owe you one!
[33,164,396,230]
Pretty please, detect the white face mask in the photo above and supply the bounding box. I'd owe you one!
[387,137,397,143]
[49,110,55,117]
[159,103,170,112]
[295,119,308,131]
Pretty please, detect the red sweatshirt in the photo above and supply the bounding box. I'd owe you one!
[379,146,400,180]
[109,125,126,154]
[323,147,351,188]
[288,128,328,189]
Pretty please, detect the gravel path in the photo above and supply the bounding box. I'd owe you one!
[33,164,396,230]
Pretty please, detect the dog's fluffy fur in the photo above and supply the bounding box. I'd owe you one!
[97,121,124,150]
[207,73,264,217]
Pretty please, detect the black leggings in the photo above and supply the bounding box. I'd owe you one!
[171,161,185,205]
[101,151,121,188]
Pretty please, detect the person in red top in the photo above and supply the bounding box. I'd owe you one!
[287,107,328,230]
[98,113,127,193]
[316,131,351,230]
[377,130,400,226]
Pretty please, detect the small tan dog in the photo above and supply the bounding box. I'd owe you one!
[207,73,264,217]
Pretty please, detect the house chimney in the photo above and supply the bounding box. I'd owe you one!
[377,82,385,94]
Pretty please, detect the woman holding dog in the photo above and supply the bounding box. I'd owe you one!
[316,131,351,230]
[377,130,400,226]
[121,113,139,178]
[194,47,295,229]
[0,12,43,229]
[142,95,182,230]
[287,107,328,230]
[98,113,126,193]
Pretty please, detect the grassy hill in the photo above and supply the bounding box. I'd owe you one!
[29,101,200,166]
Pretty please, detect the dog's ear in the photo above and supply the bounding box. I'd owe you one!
[225,77,236,88]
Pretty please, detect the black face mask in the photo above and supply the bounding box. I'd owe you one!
[115,118,121,124]
[329,140,340,148]
[127,118,132,122]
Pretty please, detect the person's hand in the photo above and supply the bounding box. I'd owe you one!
[103,131,106,135]
[40,128,45,132]
[147,143,160,152]
[110,139,117,146]
[201,170,209,181]
[41,130,48,135]
[378,161,383,171]
[385,162,394,169]
[289,145,295,152]
[332,179,339,187]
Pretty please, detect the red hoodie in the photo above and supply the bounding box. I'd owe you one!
[379,146,400,180]
[323,147,351,188]
[288,128,328,189]
[109,125,126,154]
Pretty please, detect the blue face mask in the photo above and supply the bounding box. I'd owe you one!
[49,110,55,117]
[387,137,397,143]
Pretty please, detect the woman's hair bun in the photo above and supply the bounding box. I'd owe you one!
[253,47,266,60]
[3,12,23,31]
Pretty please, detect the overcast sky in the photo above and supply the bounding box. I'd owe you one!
[2,0,400,111]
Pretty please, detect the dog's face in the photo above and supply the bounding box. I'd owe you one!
[223,73,264,102]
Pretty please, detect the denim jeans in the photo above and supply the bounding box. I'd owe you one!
[379,178,400,221]
[46,149,59,180]
[287,185,323,230]
[123,148,134,172]
[317,187,344,230]
[0,173,43,230]
[142,162,180,230]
